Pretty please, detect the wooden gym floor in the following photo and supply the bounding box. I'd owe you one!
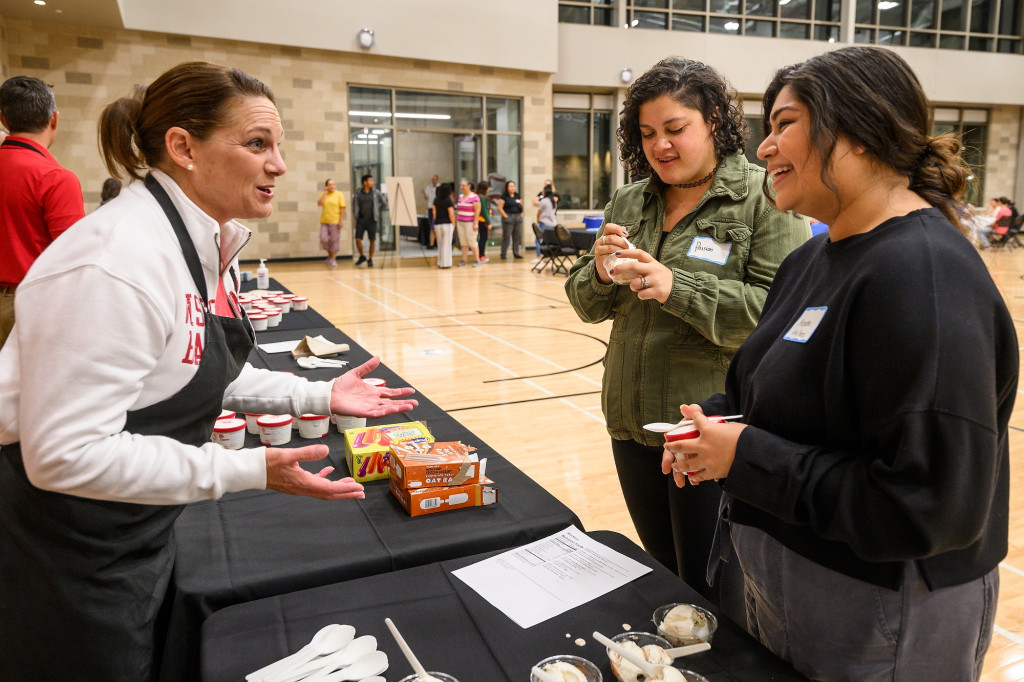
[266,244,1024,681]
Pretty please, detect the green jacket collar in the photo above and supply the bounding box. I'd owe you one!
[640,152,751,208]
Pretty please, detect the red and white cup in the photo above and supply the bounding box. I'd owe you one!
[211,418,247,450]
[248,313,268,331]
[291,297,309,311]
[244,413,265,434]
[257,414,293,445]
[270,297,291,313]
[298,414,330,439]
[665,415,726,473]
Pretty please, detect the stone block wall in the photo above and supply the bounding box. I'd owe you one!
[0,17,552,260]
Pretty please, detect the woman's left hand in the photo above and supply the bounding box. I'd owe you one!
[607,247,673,304]
[329,356,418,418]
[661,406,746,486]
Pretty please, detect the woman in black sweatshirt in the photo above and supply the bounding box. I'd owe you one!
[657,46,1017,680]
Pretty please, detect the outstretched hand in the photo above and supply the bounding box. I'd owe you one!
[265,444,365,500]
[329,356,418,418]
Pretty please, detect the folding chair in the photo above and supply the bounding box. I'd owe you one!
[555,224,582,258]
[530,223,555,273]
[989,215,1011,247]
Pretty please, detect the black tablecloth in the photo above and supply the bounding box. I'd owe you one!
[201,531,805,682]
[545,227,598,253]
[161,280,582,681]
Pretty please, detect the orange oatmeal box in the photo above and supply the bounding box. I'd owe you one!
[389,441,485,489]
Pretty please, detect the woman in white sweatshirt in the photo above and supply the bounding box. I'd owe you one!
[0,62,417,681]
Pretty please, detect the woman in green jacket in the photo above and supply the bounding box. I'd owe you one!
[565,57,808,607]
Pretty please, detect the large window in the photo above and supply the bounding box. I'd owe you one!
[560,0,618,25]
[553,93,616,211]
[855,0,1023,51]
[348,87,522,247]
[742,102,989,205]
[624,0,841,41]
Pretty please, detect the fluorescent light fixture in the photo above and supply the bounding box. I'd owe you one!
[878,1,899,9]
[779,0,792,5]
[34,0,45,5]
[371,129,387,134]
[631,19,639,26]
[724,21,740,30]
[347,111,451,120]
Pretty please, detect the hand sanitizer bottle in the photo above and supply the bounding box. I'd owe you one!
[256,259,269,289]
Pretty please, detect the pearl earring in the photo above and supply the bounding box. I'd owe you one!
[187,163,194,171]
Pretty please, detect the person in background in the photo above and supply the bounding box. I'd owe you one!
[433,183,456,268]
[663,46,1015,680]
[422,173,439,248]
[532,178,560,209]
[565,57,808,618]
[352,173,386,267]
[456,178,485,267]
[99,177,122,207]
[0,75,85,350]
[498,179,524,260]
[535,185,557,259]
[0,61,417,681]
[317,177,346,267]
[475,180,492,264]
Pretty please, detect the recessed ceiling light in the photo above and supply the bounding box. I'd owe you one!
[34,0,46,6]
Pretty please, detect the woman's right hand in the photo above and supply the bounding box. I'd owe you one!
[265,444,365,500]
[594,223,631,284]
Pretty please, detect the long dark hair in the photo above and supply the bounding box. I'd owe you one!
[98,62,274,180]
[618,57,748,180]
[762,46,971,234]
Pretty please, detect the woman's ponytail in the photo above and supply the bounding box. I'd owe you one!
[908,133,973,236]
[97,85,146,181]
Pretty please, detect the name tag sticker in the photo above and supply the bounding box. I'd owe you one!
[687,236,731,265]
[783,306,827,343]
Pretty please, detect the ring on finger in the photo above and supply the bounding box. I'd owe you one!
[640,276,650,290]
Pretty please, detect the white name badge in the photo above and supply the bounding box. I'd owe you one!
[783,306,827,343]
[687,236,731,265]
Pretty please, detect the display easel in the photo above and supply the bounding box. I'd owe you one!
[383,176,419,268]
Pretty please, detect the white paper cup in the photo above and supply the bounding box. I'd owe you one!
[249,313,268,331]
[211,418,247,450]
[332,415,367,433]
[291,296,309,311]
[264,308,282,327]
[298,414,330,438]
[244,413,265,435]
[257,415,293,445]
[270,297,291,313]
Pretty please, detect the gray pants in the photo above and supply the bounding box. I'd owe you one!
[501,215,523,257]
[731,523,998,682]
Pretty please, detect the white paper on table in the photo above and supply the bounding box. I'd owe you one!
[451,525,652,628]
[258,335,333,354]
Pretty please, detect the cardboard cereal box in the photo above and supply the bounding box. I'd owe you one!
[343,421,433,483]
[389,441,485,490]
[389,475,497,517]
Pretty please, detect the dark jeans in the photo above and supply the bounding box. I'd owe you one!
[611,438,745,624]
[478,223,489,258]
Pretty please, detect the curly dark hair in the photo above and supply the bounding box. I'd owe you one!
[761,46,972,234]
[618,57,748,181]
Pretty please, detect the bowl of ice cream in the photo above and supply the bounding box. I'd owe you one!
[530,654,602,682]
[605,632,683,682]
[653,603,717,646]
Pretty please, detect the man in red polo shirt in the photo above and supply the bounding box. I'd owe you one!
[0,76,84,349]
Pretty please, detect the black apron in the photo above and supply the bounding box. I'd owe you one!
[0,174,254,681]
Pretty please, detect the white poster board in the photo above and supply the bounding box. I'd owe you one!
[384,176,416,227]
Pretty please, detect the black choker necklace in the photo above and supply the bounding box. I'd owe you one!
[673,162,719,189]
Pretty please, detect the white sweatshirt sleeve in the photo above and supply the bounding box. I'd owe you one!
[14,265,267,505]
[222,364,334,417]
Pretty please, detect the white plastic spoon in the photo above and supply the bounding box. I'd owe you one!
[358,678,386,682]
[246,624,347,681]
[257,625,356,682]
[263,634,370,682]
[301,636,378,682]
[593,631,663,679]
[384,617,433,681]
[297,356,348,369]
[664,642,711,660]
[317,650,389,682]
[531,665,563,682]
[643,414,744,433]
